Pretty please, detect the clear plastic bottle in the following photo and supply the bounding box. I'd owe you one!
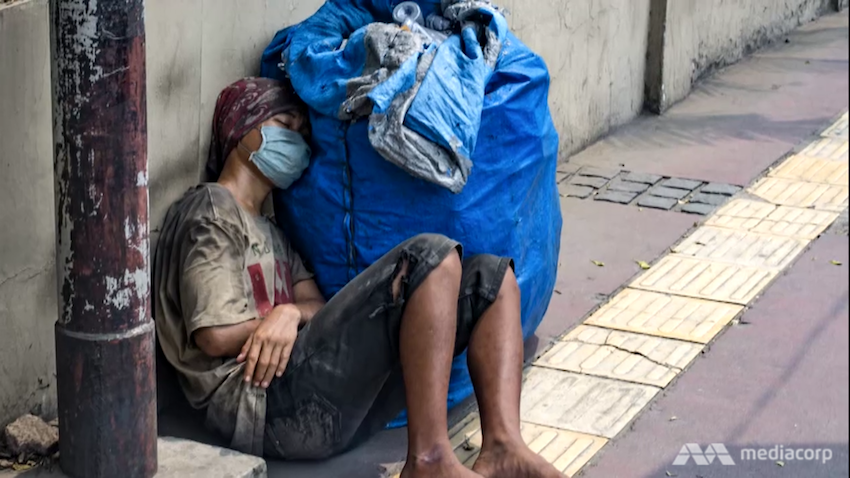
[396,2,448,45]
[393,2,424,27]
[401,18,442,45]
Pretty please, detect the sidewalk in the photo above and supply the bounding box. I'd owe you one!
[581,202,849,478]
[158,10,849,478]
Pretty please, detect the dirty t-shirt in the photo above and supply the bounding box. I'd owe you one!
[154,183,312,456]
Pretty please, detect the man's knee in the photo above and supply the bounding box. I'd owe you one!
[431,247,463,285]
[396,244,462,329]
[392,234,461,301]
[495,262,519,302]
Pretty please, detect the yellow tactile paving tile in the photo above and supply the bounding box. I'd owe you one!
[769,154,849,185]
[821,113,849,140]
[671,226,808,270]
[535,325,703,388]
[749,177,848,212]
[520,367,659,438]
[629,255,778,305]
[706,199,838,239]
[799,137,848,161]
[520,424,607,477]
[449,413,484,467]
[447,413,607,477]
[584,289,743,344]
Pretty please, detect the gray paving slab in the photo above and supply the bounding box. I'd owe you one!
[579,167,621,180]
[620,172,663,185]
[570,176,609,189]
[681,203,717,216]
[607,180,650,194]
[690,192,731,206]
[559,184,594,199]
[649,186,690,200]
[661,178,703,191]
[701,183,743,196]
[594,190,638,205]
[637,196,679,210]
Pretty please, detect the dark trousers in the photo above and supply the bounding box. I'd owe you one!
[264,234,512,459]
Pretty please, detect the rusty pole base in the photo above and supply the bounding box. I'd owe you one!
[55,322,158,478]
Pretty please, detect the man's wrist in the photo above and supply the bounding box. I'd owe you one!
[274,303,303,325]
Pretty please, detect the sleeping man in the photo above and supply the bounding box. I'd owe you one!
[154,77,564,478]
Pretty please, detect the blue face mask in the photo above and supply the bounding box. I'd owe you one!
[245,126,312,190]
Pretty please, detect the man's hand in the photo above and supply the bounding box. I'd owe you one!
[237,304,301,388]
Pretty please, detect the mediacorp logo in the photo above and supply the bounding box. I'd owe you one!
[673,444,736,466]
[673,443,834,466]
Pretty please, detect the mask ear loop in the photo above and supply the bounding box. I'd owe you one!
[236,127,261,161]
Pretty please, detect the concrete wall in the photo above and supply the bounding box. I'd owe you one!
[146,0,324,246]
[502,0,652,155]
[0,0,324,427]
[156,0,656,189]
[0,0,57,426]
[649,0,832,112]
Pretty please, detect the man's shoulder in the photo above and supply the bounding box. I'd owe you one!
[171,184,245,228]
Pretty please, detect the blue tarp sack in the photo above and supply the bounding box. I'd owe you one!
[261,0,561,427]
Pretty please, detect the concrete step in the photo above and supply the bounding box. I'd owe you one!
[0,437,266,478]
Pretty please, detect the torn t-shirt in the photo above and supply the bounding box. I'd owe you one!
[154,183,313,455]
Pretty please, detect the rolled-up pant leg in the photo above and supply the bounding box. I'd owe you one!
[264,234,513,460]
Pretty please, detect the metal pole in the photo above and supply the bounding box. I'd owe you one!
[49,0,156,477]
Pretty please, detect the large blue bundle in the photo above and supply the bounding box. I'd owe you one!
[261,0,561,423]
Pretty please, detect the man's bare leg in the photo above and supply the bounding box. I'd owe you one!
[470,268,565,478]
[399,253,482,478]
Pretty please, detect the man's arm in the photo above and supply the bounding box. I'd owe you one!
[290,279,326,325]
[194,320,260,358]
[193,279,325,358]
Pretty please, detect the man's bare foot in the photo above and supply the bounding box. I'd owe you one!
[472,440,566,478]
[401,447,483,478]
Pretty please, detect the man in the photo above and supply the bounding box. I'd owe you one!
[154,77,564,478]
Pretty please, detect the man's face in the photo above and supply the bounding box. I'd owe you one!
[240,111,308,153]
[264,111,308,136]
